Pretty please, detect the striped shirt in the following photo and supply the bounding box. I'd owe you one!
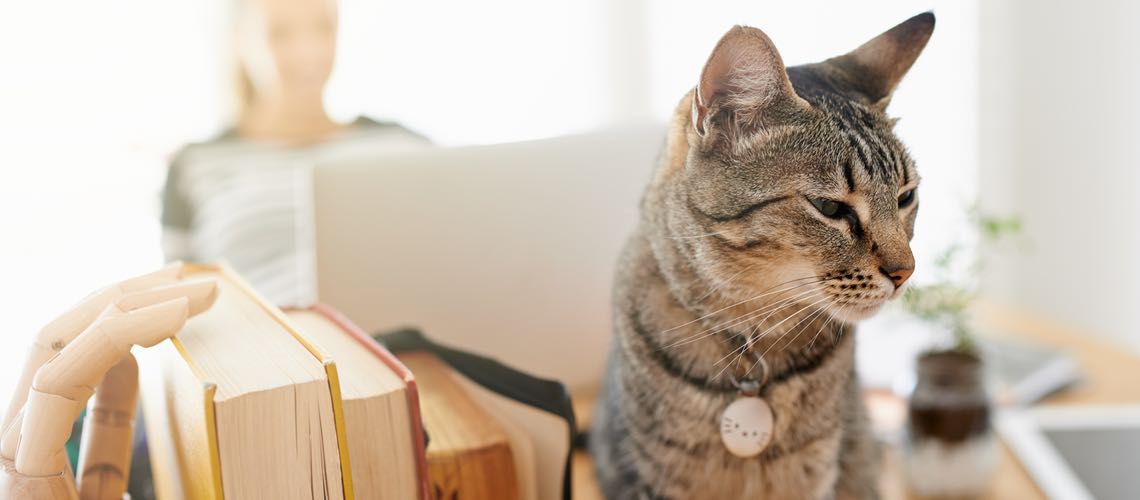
[161,117,429,306]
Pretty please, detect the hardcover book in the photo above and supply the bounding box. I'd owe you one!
[377,328,576,500]
[138,264,351,499]
[286,304,430,500]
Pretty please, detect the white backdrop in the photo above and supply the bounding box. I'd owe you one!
[978,0,1140,351]
[0,0,978,406]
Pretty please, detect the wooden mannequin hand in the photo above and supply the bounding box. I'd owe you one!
[0,263,217,500]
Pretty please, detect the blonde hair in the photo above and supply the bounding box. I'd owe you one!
[229,0,258,127]
[233,59,256,125]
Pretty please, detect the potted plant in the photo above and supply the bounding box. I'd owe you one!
[899,210,1022,497]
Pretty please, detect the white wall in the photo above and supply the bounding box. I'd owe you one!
[333,0,980,285]
[978,0,1140,351]
[0,0,223,410]
[0,0,980,406]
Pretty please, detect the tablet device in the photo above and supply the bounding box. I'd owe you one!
[998,405,1140,500]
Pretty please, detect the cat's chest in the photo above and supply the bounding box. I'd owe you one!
[635,341,854,497]
[653,416,844,500]
[690,395,845,498]
[677,373,850,451]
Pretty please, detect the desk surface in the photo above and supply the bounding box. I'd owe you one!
[570,303,1140,499]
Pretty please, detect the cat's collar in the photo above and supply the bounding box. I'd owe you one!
[633,316,848,394]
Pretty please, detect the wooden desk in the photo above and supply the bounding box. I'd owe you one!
[570,303,1140,499]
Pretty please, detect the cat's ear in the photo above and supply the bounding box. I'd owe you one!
[827,12,935,109]
[693,25,810,141]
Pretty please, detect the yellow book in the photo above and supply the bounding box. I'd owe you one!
[139,263,353,499]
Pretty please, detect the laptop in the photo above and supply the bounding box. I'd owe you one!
[311,125,665,391]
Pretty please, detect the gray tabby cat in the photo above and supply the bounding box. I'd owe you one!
[591,13,935,500]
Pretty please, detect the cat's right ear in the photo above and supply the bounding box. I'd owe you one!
[693,26,810,143]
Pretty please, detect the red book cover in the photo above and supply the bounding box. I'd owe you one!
[302,303,432,500]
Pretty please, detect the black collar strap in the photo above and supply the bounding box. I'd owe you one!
[631,314,846,394]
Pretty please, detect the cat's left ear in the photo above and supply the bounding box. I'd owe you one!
[692,26,811,143]
[827,11,935,110]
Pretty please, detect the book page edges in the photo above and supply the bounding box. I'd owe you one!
[305,303,432,500]
[187,263,354,499]
[169,338,224,499]
[180,263,352,498]
[138,336,223,499]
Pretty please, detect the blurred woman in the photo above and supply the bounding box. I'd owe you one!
[162,0,427,305]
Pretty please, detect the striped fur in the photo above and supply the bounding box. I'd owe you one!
[591,13,934,499]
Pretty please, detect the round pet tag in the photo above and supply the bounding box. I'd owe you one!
[719,396,774,458]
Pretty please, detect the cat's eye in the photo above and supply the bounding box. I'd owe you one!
[810,198,849,219]
[897,189,916,208]
[809,197,863,237]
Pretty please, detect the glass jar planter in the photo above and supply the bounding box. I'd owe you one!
[903,349,997,497]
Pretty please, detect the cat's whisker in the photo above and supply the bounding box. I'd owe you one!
[767,300,835,357]
[747,295,832,357]
[658,281,825,350]
[695,263,758,302]
[709,293,825,373]
[710,323,774,375]
[732,319,772,376]
[740,313,769,351]
[709,350,743,384]
[789,306,836,367]
[669,231,728,240]
[715,328,764,376]
[755,302,830,361]
[720,297,832,382]
[660,275,829,334]
[754,295,831,342]
[729,291,829,355]
[807,305,841,352]
[661,286,823,351]
[708,315,767,378]
[690,285,822,340]
[662,305,797,352]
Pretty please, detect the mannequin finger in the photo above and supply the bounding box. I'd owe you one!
[32,298,189,400]
[96,297,190,349]
[12,297,125,426]
[35,287,119,349]
[0,411,23,461]
[6,264,190,444]
[14,388,85,476]
[114,261,183,294]
[36,262,185,347]
[76,356,137,500]
[115,279,218,318]
[0,467,79,500]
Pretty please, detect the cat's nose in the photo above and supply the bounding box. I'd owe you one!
[879,264,913,288]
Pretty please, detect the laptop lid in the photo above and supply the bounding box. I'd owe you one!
[312,125,664,390]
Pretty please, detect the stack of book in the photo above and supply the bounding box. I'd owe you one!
[138,263,574,499]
